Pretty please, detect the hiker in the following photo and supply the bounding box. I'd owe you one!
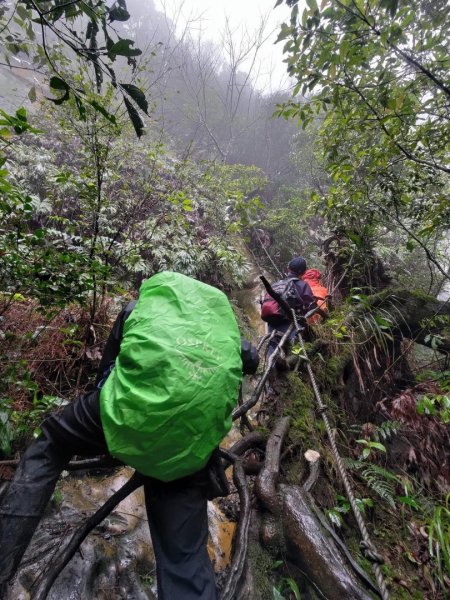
[260,256,318,358]
[302,268,329,324]
[0,272,259,600]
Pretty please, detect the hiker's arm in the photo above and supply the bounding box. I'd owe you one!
[241,338,259,375]
[298,281,317,312]
[95,301,136,386]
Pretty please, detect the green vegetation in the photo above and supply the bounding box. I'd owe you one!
[0,0,449,597]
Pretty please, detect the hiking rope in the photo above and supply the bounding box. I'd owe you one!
[251,227,283,278]
[290,309,390,600]
[254,263,389,597]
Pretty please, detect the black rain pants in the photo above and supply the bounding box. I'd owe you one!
[0,390,217,599]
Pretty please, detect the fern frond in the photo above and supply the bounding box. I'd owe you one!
[361,464,397,508]
[343,457,365,470]
[375,420,402,442]
[344,459,397,508]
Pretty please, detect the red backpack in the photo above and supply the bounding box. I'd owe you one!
[260,276,301,324]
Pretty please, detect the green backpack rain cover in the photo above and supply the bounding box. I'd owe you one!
[100,272,242,481]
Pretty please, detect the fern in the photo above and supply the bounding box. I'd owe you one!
[344,459,397,508]
[374,420,402,442]
[343,457,363,470]
[360,464,397,508]
[348,419,401,443]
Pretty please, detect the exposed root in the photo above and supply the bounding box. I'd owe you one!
[30,473,144,600]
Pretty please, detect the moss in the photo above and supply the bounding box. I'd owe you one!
[345,516,427,600]
[279,373,323,482]
[320,353,351,389]
[51,486,64,507]
[409,289,436,303]
[248,541,276,599]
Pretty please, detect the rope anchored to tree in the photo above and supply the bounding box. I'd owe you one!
[291,308,390,600]
[257,275,390,600]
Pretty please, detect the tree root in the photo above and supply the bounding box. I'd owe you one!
[218,451,251,600]
[0,456,121,472]
[28,444,258,600]
[30,472,144,600]
[229,431,266,456]
[254,416,290,515]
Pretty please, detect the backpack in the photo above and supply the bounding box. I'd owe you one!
[260,276,302,324]
[100,272,242,482]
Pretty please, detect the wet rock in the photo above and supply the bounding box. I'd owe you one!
[5,466,239,599]
[7,469,157,600]
[281,485,375,600]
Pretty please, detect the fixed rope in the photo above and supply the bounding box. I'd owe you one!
[239,268,390,598]
[290,309,390,600]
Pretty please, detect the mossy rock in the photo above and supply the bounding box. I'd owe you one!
[247,541,277,599]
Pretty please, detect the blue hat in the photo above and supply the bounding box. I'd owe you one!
[288,256,307,275]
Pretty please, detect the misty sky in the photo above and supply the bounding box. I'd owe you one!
[154,0,295,92]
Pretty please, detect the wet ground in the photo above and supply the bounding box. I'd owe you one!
[7,464,241,599]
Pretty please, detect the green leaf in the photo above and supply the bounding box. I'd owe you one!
[109,39,141,58]
[401,12,414,28]
[28,86,36,102]
[285,578,301,599]
[369,441,387,452]
[88,100,117,125]
[120,83,149,115]
[16,5,29,20]
[306,0,318,11]
[108,0,130,22]
[397,496,420,510]
[381,0,399,17]
[272,587,285,600]
[16,107,27,121]
[123,96,145,138]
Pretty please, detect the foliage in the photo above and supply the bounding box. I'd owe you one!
[271,560,302,600]
[0,101,253,455]
[0,393,66,456]
[417,394,450,424]
[254,189,323,276]
[272,578,301,600]
[416,370,450,392]
[427,494,450,590]
[276,0,450,283]
[355,438,386,460]
[388,383,450,490]
[0,0,148,133]
[326,494,374,527]
[343,458,398,508]
[0,107,101,315]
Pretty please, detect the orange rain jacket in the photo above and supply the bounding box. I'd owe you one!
[302,269,329,324]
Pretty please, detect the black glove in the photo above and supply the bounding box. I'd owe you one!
[241,338,259,375]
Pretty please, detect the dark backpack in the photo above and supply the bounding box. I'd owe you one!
[260,276,302,324]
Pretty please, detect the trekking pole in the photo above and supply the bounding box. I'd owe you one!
[232,323,294,420]
[232,276,307,421]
